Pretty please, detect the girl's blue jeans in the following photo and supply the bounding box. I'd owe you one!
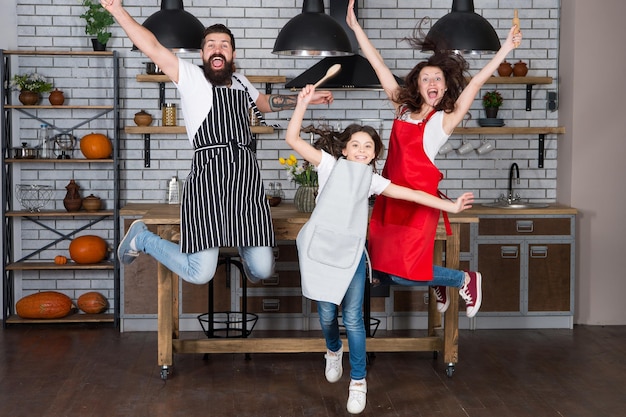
[134,229,275,284]
[390,265,465,288]
[317,252,367,381]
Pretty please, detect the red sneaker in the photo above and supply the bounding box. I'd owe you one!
[460,271,482,318]
[431,286,449,313]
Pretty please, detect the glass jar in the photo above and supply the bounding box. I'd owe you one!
[162,103,177,126]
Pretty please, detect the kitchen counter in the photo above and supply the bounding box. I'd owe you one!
[460,203,577,216]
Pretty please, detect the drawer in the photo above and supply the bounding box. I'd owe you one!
[245,296,303,314]
[478,217,571,236]
[247,270,301,288]
[393,289,429,312]
[310,297,386,313]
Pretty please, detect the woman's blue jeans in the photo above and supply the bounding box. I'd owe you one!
[134,229,275,284]
[317,252,367,381]
[390,265,464,288]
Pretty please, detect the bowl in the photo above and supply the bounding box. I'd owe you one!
[16,184,53,212]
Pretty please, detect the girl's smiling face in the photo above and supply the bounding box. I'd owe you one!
[418,66,446,107]
[342,131,376,165]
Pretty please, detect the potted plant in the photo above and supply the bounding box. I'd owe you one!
[279,154,319,212]
[482,90,503,119]
[9,73,53,105]
[80,0,115,51]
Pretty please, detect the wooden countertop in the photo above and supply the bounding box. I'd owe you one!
[458,203,577,216]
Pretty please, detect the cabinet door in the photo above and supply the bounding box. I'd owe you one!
[528,244,571,312]
[477,243,521,312]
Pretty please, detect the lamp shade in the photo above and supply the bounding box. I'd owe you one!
[272,0,353,57]
[133,0,205,52]
[423,0,500,54]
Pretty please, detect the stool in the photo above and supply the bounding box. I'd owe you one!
[198,248,258,339]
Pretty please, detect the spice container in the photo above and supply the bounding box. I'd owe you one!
[162,103,177,126]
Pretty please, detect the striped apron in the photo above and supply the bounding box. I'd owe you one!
[180,80,275,253]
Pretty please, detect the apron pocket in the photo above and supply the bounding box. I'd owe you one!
[307,225,363,269]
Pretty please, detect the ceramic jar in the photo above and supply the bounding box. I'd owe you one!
[513,60,528,77]
[134,110,153,126]
[497,61,513,77]
[82,194,102,212]
[63,179,82,212]
[18,91,40,105]
[48,89,65,105]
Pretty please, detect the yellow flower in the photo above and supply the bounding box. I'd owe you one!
[279,157,286,165]
[277,154,318,187]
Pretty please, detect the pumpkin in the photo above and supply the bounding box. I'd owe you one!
[54,255,68,265]
[79,132,112,159]
[69,235,108,264]
[77,291,108,314]
[16,291,73,319]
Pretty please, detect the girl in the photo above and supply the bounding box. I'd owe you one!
[286,85,474,415]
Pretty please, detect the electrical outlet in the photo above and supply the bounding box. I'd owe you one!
[547,91,558,111]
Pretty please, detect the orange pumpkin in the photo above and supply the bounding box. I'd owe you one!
[16,291,73,319]
[79,132,112,159]
[69,235,108,264]
[54,255,68,265]
[77,291,108,314]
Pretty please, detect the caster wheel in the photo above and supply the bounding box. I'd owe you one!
[445,364,455,378]
[160,366,170,380]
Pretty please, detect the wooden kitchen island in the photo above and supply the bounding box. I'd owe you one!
[120,203,478,379]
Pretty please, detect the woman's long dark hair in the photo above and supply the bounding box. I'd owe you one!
[394,18,470,114]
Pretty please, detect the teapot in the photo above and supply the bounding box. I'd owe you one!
[513,60,528,77]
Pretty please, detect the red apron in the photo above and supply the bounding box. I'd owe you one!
[369,110,444,281]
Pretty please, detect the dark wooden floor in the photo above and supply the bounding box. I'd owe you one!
[1,324,625,417]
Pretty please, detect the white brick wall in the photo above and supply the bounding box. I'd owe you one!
[10,0,560,273]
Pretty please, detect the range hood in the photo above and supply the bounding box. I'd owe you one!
[285,0,403,90]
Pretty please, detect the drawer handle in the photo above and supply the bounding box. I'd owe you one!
[262,274,280,286]
[530,246,548,258]
[501,246,519,259]
[262,299,280,312]
[516,220,534,233]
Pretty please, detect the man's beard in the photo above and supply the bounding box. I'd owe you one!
[203,54,235,86]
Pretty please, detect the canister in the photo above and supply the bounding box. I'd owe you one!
[162,103,177,126]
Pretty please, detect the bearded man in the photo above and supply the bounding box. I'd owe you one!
[105,0,334,286]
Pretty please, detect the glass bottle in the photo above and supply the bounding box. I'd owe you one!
[38,124,50,159]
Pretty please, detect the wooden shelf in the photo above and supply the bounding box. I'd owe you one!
[5,210,114,217]
[2,50,114,56]
[5,313,115,324]
[136,74,286,84]
[6,261,115,271]
[124,125,274,135]
[480,76,553,85]
[453,127,565,135]
[5,158,113,163]
[5,105,113,110]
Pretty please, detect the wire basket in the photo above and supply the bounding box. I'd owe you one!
[16,184,54,212]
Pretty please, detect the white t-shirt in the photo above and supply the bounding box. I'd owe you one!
[316,150,391,202]
[174,59,260,145]
[397,109,449,163]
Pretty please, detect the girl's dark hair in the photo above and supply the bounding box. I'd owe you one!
[301,123,384,168]
[394,18,470,114]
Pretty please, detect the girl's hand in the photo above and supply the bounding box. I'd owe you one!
[453,192,475,213]
[297,85,317,107]
[504,25,523,50]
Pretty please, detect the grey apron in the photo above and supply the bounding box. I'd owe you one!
[180,80,275,252]
[296,159,372,305]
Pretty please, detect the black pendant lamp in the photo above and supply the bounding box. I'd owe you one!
[423,0,500,54]
[132,0,205,52]
[272,0,353,57]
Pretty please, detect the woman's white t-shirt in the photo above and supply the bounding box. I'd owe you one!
[397,109,449,163]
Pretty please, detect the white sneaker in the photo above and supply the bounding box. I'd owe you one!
[324,347,343,383]
[347,379,367,414]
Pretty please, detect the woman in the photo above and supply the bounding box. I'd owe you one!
[346,0,523,317]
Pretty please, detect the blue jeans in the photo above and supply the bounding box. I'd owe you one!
[317,252,367,381]
[134,230,275,284]
[390,265,465,288]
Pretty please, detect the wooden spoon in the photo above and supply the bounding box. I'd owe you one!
[313,64,341,88]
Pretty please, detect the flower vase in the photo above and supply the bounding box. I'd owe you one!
[294,186,317,213]
[18,91,41,105]
[63,179,83,212]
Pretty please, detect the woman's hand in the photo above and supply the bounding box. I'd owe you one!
[452,192,475,213]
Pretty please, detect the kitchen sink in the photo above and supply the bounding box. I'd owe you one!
[480,201,550,209]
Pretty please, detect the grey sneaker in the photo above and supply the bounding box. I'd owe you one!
[324,346,343,383]
[117,220,147,265]
[347,379,367,414]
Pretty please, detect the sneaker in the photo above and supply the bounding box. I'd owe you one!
[117,220,148,265]
[431,286,450,313]
[324,346,343,383]
[460,271,482,318]
[347,379,367,414]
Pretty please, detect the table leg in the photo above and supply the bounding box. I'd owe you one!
[443,223,460,366]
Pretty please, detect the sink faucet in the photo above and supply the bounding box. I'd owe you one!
[507,163,520,203]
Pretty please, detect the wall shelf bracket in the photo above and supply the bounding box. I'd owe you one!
[526,84,534,111]
[538,134,545,168]
[144,133,151,168]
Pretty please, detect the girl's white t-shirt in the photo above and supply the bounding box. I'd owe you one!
[174,59,260,145]
[315,150,390,202]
